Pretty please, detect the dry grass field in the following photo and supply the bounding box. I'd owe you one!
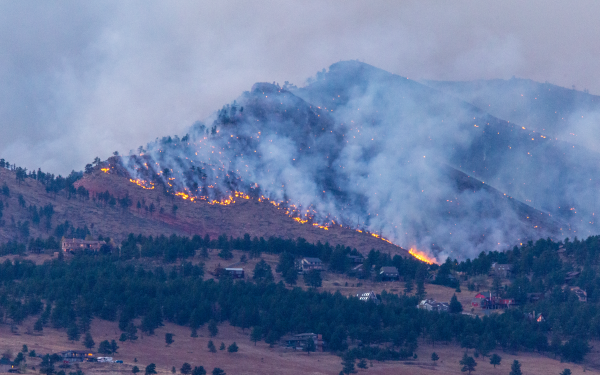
[1,317,597,375]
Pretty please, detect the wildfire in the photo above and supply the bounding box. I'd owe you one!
[101,168,110,173]
[409,248,437,265]
[129,179,155,190]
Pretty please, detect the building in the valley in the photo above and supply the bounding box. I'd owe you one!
[61,239,106,253]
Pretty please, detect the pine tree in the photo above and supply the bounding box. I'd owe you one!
[560,369,572,375]
[67,324,80,341]
[219,342,225,350]
[450,294,463,314]
[459,353,476,374]
[192,366,206,375]
[208,320,218,337]
[83,332,95,349]
[341,352,355,374]
[208,340,216,353]
[227,342,238,353]
[509,360,522,375]
[404,277,414,294]
[145,363,157,375]
[110,340,119,354]
[165,333,174,346]
[132,366,139,374]
[250,326,262,346]
[489,354,501,368]
[180,362,192,374]
[431,352,439,363]
[212,368,225,375]
[356,358,367,369]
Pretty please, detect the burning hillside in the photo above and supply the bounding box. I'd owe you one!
[116,61,592,261]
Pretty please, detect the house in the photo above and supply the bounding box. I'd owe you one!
[525,311,545,322]
[356,291,379,304]
[472,291,501,309]
[379,266,400,281]
[418,299,449,312]
[491,263,513,278]
[224,268,245,279]
[570,287,587,302]
[281,333,325,352]
[0,358,17,373]
[59,350,94,363]
[61,239,106,253]
[347,254,364,264]
[300,258,323,272]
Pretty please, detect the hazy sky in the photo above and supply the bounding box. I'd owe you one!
[1,1,599,175]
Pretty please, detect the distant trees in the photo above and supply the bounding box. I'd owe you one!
[459,353,476,374]
[227,342,238,353]
[449,294,463,314]
[253,260,274,282]
[207,341,216,353]
[180,363,192,374]
[509,360,522,375]
[431,352,439,363]
[192,366,206,375]
[145,363,157,375]
[304,269,322,288]
[208,320,218,337]
[83,332,95,349]
[166,333,174,347]
[250,327,262,345]
[489,354,501,368]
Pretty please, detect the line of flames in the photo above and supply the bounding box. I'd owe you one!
[409,248,437,265]
[122,172,437,264]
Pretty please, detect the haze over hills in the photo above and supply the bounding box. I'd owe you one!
[116,60,600,260]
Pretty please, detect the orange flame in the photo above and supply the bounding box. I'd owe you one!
[101,168,110,173]
[409,248,437,265]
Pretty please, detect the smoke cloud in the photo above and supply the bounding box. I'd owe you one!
[2,1,600,176]
[124,62,600,261]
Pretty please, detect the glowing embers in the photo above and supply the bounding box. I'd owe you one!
[101,168,110,173]
[129,179,155,190]
[409,248,437,265]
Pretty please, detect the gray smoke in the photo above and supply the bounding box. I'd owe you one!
[124,61,600,261]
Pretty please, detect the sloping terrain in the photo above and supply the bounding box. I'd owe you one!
[0,166,409,257]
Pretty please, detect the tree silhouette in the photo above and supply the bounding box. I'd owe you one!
[165,333,174,347]
[207,340,216,353]
[192,366,206,375]
[304,337,316,355]
[227,342,238,353]
[459,353,476,374]
[250,326,262,346]
[145,363,157,375]
[450,294,463,314]
[83,332,95,349]
[509,360,522,375]
[208,320,218,337]
[180,362,192,374]
[132,366,139,374]
[431,352,439,363]
[489,354,501,368]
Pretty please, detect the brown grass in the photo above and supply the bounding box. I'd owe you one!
[2,318,596,375]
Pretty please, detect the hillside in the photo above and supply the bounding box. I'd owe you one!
[0,164,409,257]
